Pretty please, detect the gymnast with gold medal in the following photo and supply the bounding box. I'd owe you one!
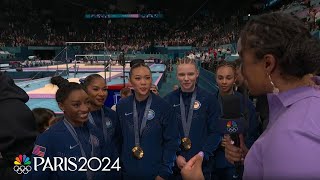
[164,58,222,180]
[116,60,180,180]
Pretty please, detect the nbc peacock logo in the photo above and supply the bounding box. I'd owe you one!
[226,121,238,133]
[13,154,32,174]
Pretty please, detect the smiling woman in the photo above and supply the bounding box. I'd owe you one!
[82,74,121,179]
[24,76,114,180]
[52,78,90,126]
[82,74,108,111]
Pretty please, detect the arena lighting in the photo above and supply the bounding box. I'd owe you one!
[64,42,107,81]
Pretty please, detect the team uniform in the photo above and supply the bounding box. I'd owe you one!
[24,118,116,180]
[89,106,121,162]
[164,87,222,179]
[116,93,180,180]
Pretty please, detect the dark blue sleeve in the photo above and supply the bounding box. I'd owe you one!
[113,112,123,156]
[158,105,180,179]
[163,94,183,156]
[202,95,222,161]
[23,132,52,180]
[114,105,123,157]
[245,100,260,148]
[105,108,121,151]
[162,94,170,103]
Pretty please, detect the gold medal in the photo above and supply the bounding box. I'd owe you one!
[180,137,192,151]
[193,101,201,110]
[132,146,144,159]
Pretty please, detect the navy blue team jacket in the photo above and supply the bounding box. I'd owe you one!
[90,106,121,162]
[163,87,222,169]
[24,119,117,180]
[116,93,180,180]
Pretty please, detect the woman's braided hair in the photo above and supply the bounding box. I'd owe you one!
[240,12,320,78]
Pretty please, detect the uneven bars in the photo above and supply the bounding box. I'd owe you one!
[75,54,112,57]
[65,42,105,44]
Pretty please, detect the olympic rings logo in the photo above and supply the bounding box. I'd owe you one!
[227,126,238,133]
[13,165,32,174]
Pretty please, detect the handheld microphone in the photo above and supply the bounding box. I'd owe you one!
[218,94,244,134]
[219,94,244,178]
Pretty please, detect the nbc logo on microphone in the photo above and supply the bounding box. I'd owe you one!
[226,121,238,133]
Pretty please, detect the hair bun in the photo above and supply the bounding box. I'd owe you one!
[50,76,69,88]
